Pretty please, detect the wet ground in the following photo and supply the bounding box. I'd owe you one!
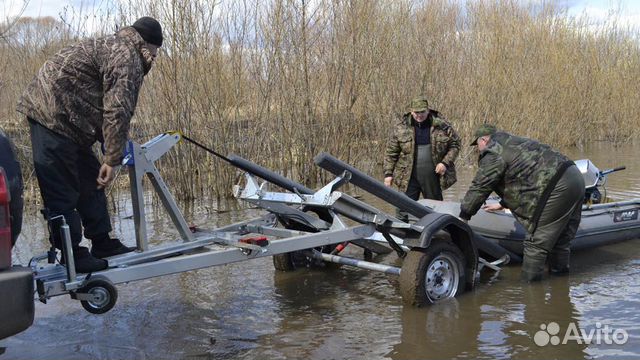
[1,142,639,359]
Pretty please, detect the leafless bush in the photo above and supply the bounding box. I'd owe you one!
[2,0,639,204]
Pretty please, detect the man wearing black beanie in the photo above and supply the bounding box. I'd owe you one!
[132,16,163,47]
[16,17,163,273]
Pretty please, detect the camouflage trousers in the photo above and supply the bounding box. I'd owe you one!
[522,165,584,281]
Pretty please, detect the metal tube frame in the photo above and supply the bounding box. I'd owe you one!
[236,172,419,234]
[31,134,411,303]
[35,222,376,299]
[30,133,499,306]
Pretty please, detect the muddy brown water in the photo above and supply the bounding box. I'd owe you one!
[1,142,639,359]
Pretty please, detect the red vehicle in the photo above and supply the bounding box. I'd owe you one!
[0,129,34,340]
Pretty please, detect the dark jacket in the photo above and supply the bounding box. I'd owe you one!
[459,131,574,233]
[383,111,460,191]
[17,27,150,166]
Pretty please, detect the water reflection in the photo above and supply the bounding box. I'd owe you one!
[389,299,475,359]
[388,274,588,359]
[508,278,588,360]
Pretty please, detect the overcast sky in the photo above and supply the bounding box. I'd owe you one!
[565,0,640,27]
[3,0,640,30]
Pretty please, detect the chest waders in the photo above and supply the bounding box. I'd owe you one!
[411,144,442,200]
[521,165,584,281]
[397,145,443,221]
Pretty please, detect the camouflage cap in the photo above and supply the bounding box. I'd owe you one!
[409,97,429,113]
[470,124,497,146]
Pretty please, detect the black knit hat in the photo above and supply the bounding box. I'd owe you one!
[132,16,163,47]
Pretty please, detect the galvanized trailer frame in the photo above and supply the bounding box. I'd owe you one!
[29,133,500,313]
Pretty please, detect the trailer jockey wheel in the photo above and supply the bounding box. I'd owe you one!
[399,240,466,306]
[77,279,118,314]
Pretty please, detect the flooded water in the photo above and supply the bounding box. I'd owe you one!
[2,142,639,360]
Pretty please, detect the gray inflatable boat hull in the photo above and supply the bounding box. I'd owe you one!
[421,199,640,260]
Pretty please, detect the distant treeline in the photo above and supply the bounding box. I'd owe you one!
[2,0,639,201]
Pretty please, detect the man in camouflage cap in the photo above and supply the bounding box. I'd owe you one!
[383,96,460,217]
[17,16,163,272]
[459,124,584,281]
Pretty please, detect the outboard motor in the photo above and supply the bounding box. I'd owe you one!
[575,159,626,204]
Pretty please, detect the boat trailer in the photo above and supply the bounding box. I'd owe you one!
[29,133,508,313]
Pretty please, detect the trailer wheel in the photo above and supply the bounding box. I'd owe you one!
[78,279,118,314]
[273,253,296,271]
[272,216,340,271]
[272,245,341,271]
[399,240,466,306]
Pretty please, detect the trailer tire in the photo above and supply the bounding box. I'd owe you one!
[272,216,341,271]
[273,253,296,271]
[399,240,466,306]
[78,279,118,314]
[272,245,342,272]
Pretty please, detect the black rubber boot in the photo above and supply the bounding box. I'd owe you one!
[549,251,570,275]
[61,246,108,273]
[90,238,135,259]
[520,269,544,283]
[521,250,547,283]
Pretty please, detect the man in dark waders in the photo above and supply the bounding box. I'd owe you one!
[383,96,461,219]
[459,124,584,281]
[16,17,163,273]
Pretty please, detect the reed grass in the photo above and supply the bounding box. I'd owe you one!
[2,0,640,205]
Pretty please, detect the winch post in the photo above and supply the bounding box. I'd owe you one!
[123,133,194,251]
[60,217,76,284]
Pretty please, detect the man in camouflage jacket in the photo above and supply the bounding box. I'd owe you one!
[16,17,163,272]
[459,124,584,281]
[383,97,460,203]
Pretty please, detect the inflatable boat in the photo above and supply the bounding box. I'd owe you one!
[420,160,640,262]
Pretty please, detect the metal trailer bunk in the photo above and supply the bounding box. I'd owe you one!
[29,133,507,313]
